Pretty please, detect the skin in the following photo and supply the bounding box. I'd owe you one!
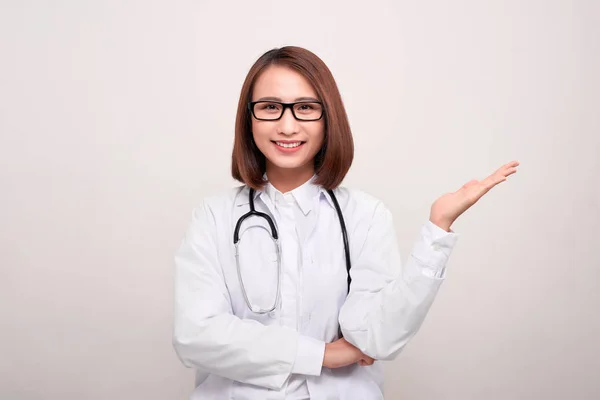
[250,64,519,368]
[251,65,325,194]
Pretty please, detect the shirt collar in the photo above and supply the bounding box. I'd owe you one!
[264,174,322,216]
[234,185,261,207]
[234,175,334,213]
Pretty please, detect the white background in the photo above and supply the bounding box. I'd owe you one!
[1,0,599,399]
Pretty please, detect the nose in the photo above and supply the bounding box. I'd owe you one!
[277,107,299,136]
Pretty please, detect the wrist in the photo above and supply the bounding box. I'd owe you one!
[429,217,452,232]
[322,343,332,368]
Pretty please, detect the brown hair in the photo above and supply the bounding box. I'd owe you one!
[231,46,354,190]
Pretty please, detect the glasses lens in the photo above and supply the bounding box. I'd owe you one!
[252,102,323,120]
[253,102,282,120]
[293,102,323,120]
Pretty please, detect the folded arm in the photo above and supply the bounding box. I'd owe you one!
[338,202,458,360]
[173,202,325,390]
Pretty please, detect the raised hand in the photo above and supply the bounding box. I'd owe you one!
[429,160,520,231]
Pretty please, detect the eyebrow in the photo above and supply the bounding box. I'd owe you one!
[255,96,320,102]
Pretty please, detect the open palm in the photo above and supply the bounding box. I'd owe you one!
[430,161,520,231]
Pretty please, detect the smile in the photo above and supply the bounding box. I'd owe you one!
[275,141,303,148]
[272,140,305,153]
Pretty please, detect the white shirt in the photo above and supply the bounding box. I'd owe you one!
[173,177,459,400]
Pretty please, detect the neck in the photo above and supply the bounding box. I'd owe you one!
[266,163,315,193]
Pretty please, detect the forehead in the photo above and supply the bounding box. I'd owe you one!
[252,65,318,101]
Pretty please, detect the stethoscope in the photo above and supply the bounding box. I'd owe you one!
[233,187,351,314]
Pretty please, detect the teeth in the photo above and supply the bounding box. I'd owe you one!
[276,142,302,148]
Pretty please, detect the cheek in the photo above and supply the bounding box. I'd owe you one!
[310,124,325,150]
[251,121,262,138]
[251,122,271,145]
[251,124,276,159]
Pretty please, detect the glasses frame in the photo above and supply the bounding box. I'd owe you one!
[248,100,324,121]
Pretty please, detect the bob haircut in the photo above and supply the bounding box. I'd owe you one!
[231,46,354,190]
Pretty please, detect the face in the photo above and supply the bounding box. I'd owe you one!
[250,65,325,178]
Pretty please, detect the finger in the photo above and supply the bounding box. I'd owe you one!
[499,160,520,171]
[490,167,517,185]
[495,161,519,175]
[480,166,518,192]
[504,167,518,177]
[487,165,516,186]
[475,176,497,194]
[498,163,519,178]
[466,162,518,199]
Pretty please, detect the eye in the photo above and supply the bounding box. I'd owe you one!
[257,102,281,112]
[294,102,322,115]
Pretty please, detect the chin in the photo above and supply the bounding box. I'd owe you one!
[268,158,309,170]
[264,153,310,170]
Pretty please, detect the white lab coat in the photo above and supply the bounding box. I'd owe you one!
[173,181,458,399]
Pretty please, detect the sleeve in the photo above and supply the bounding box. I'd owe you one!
[172,201,325,390]
[338,202,458,361]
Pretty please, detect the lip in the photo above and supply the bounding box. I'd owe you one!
[272,140,305,153]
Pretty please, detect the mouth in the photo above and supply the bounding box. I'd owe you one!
[272,140,305,153]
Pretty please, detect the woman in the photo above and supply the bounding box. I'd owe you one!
[173,46,519,400]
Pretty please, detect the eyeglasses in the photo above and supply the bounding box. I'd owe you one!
[248,101,324,121]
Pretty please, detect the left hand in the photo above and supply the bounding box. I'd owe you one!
[429,160,520,231]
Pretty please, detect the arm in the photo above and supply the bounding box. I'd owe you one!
[338,202,458,361]
[339,160,518,360]
[172,202,325,390]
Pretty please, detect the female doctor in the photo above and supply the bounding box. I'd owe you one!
[173,46,519,400]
